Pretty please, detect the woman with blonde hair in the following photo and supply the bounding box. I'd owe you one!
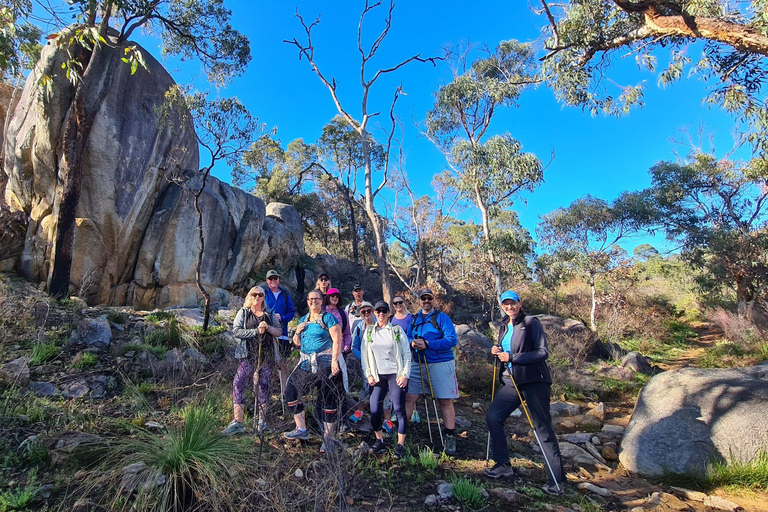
[390,294,412,332]
[223,286,282,435]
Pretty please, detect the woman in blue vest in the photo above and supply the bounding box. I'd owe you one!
[361,301,411,459]
[484,290,565,496]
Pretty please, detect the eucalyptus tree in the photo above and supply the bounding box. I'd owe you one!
[285,0,437,302]
[42,0,250,298]
[425,41,544,303]
[538,194,645,331]
[537,0,768,155]
[534,253,573,315]
[643,152,768,319]
[0,0,40,78]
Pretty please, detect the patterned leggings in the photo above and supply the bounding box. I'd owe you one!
[233,359,274,406]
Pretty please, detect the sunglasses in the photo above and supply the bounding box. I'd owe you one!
[250,292,264,297]
[393,301,404,305]
[319,277,329,282]
[329,294,340,299]
[375,309,389,314]
[267,276,278,281]
[360,309,373,315]
[307,298,323,302]
[420,296,434,302]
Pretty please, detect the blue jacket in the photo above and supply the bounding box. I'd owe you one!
[406,310,457,364]
[264,286,296,338]
[351,320,374,360]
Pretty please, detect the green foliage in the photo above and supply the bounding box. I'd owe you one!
[71,351,98,369]
[0,484,36,511]
[144,317,181,349]
[418,447,439,470]
[449,475,485,510]
[29,340,60,365]
[664,320,698,346]
[190,325,227,337]
[145,311,174,323]
[708,450,768,491]
[135,382,155,395]
[699,341,747,368]
[107,310,126,325]
[0,0,41,78]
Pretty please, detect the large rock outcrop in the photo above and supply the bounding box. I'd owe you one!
[619,363,768,477]
[2,34,304,308]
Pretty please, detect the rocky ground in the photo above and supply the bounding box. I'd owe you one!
[1,274,767,511]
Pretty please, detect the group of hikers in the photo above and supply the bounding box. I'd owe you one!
[223,270,566,495]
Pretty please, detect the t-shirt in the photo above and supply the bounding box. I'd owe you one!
[298,312,339,371]
[391,314,412,333]
[369,325,398,374]
[501,324,514,372]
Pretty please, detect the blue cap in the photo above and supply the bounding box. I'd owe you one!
[500,290,520,303]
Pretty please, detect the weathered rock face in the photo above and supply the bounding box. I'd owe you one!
[2,35,304,309]
[619,363,768,477]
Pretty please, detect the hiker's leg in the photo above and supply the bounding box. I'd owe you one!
[232,360,252,422]
[486,379,520,465]
[523,382,566,484]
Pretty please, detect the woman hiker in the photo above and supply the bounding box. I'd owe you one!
[484,290,566,496]
[362,300,411,459]
[223,286,282,435]
[283,289,344,453]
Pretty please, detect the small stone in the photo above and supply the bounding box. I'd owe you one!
[0,357,30,387]
[601,446,618,461]
[601,424,624,438]
[29,381,58,397]
[564,432,592,444]
[587,402,605,421]
[550,401,580,417]
[591,436,600,445]
[255,479,267,487]
[294,469,304,478]
[437,482,453,500]
[454,416,471,428]
[511,409,522,417]
[424,494,438,506]
[703,496,741,511]
[489,488,521,503]
[36,483,54,500]
[472,402,482,409]
[62,381,90,399]
[345,496,354,506]
[584,442,607,464]
[577,482,613,497]
[670,486,707,502]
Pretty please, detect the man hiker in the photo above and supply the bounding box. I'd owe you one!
[405,288,459,455]
[346,284,366,332]
[264,269,296,391]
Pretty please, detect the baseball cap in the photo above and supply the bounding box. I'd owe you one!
[353,283,363,291]
[266,270,280,279]
[359,301,373,309]
[374,300,390,312]
[500,290,521,303]
[417,288,434,298]
[327,288,341,296]
[318,272,329,279]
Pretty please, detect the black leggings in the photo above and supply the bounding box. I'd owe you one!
[284,366,344,424]
[370,373,408,435]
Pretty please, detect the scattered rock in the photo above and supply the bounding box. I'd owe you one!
[577,482,613,497]
[424,494,438,507]
[587,402,605,421]
[550,402,580,417]
[294,468,304,478]
[472,402,482,409]
[61,380,90,399]
[559,442,610,472]
[670,486,707,502]
[121,462,166,492]
[563,432,592,444]
[621,351,653,374]
[584,442,607,464]
[591,436,600,445]
[601,446,618,461]
[703,496,742,511]
[437,482,453,500]
[183,347,209,365]
[454,416,471,428]
[35,483,54,501]
[601,424,624,438]
[620,364,768,477]
[76,315,112,348]
[29,381,58,397]
[145,421,165,431]
[489,488,521,503]
[170,308,206,328]
[110,322,125,331]
[455,324,494,359]
[0,357,30,387]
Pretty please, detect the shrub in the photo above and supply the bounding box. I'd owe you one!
[190,325,227,337]
[456,357,494,395]
[418,447,439,470]
[0,485,36,511]
[699,341,747,368]
[145,311,174,323]
[144,317,181,348]
[71,351,99,369]
[450,475,485,510]
[29,341,60,365]
[107,310,126,325]
[709,307,765,346]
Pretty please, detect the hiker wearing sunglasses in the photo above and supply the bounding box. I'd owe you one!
[362,301,411,459]
[325,288,352,356]
[484,290,565,495]
[390,295,412,332]
[314,272,332,307]
[405,288,459,455]
[223,286,283,435]
[283,289,344,453]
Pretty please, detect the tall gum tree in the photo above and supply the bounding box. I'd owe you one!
[41,0,250,298]
[285,0,438,302]
[425,42,544,305]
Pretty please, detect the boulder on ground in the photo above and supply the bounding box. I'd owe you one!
[0,357,30,387]
[621,351,653,374]
[455,325,494,359]
[76,315,112,348]
[620,363,768,477]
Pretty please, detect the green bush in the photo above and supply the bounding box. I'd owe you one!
[145,311,173,323]
[71,351,99,369]
[0,485,36,511]
[144,317,181,348]
[107,310,126,325]
[419,447,439,470]
[699,341,745,368]
[29,341,60,365]
[450,475,485,510]
[190,325,227,337]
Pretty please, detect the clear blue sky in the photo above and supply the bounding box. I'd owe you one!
[35,1,745,253]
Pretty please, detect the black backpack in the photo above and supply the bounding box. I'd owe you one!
[409,312,444,339]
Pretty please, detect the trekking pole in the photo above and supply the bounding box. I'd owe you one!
[253,338,263,433]
[504,365,560,492]
[421,351,444,448]
[416,352,433,444]
[486,354,499,462]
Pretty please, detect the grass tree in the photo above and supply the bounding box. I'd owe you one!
[41,0,250,298]
[425,42,544,306]
[285,0,438,302]
[538,194,644,331]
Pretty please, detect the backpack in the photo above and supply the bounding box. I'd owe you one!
[364,324,402,345]
[300,312,336,331]
[409,311,445,339]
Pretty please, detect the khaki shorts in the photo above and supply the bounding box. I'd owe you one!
[407,359,459,399]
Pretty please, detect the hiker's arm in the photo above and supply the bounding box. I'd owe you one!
[330,324,342,375]
[512,319,549,364]
[352,326,363,360]
[283,292,296,323]
[265,314,281,337]
[425,316,457,351]
[232,310,259,339]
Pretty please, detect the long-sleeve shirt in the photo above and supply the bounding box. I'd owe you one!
[264,286,296,338]
[406,309,457,363]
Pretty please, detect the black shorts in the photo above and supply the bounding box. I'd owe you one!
[277,337,293,360]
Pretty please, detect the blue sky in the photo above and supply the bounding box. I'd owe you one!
[35,1,745,253]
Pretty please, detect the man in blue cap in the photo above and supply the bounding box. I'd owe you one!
[484,290,565,495]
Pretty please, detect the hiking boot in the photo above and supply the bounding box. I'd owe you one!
[349,410,364,423]
[283,428,309,440]
[541,482,564,496]
[382,419,395,435]
[222,420,246,436]
[484,463,514,479]
[394,443,406,460]
[444,435,456,456]
[411,410,420,423]
[371,439,387,454]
